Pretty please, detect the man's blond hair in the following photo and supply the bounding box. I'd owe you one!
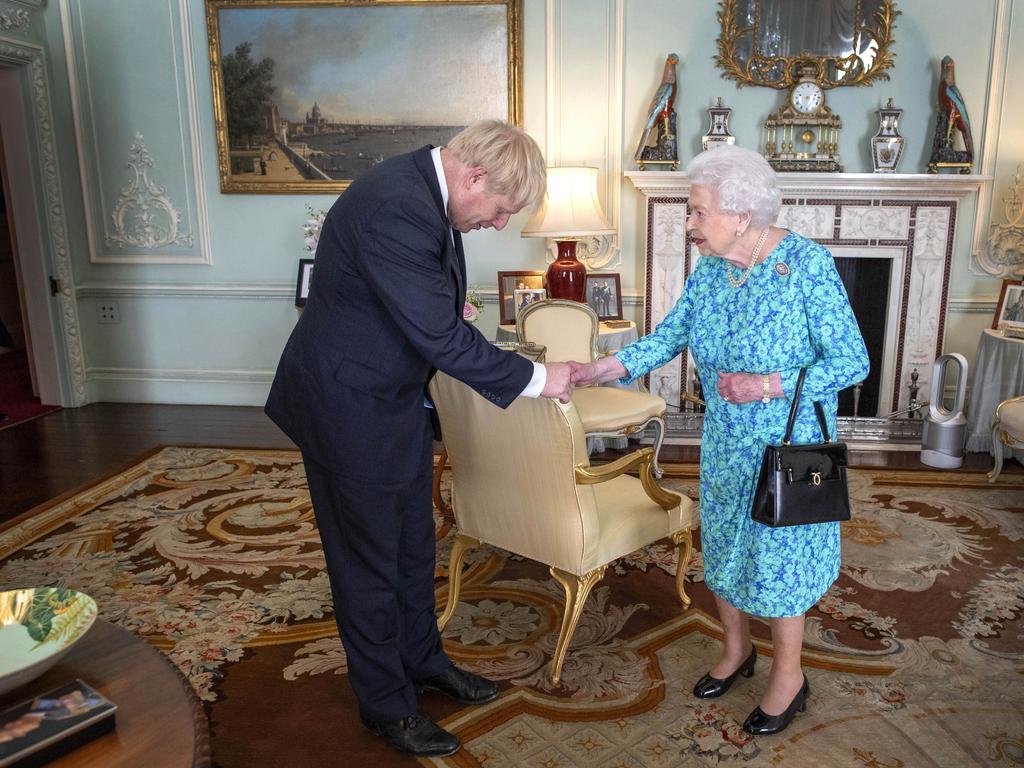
[447,120,546,213]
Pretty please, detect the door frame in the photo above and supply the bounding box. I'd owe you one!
[0,38,84,406]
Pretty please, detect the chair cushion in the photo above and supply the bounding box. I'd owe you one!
[572,387,666,432]
[581,475,696,574]
[998,400,1024,440]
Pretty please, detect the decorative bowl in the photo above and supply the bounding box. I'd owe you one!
[0,587,98,698]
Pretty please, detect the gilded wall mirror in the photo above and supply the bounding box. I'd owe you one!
[716,0,899,90]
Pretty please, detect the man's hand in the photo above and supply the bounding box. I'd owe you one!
[541,362,574,403]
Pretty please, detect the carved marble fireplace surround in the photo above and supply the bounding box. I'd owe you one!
[625,172,988,443]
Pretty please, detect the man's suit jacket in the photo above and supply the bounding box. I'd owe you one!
[266,146,533,483]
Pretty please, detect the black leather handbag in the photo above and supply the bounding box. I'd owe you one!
[751,368,851,527]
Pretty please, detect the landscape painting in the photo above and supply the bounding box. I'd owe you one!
[205,0,522,193]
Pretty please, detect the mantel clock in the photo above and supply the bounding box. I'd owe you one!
[763,68,842,172]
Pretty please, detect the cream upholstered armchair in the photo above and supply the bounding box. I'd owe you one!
[428,371,696,685]
[988,395,1024,482]
[516,299,668,476]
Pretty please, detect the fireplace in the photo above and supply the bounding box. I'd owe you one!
[625,171,988,442]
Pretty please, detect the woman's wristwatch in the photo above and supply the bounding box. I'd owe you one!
[761,375,771,404]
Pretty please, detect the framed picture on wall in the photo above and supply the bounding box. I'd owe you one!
[992,278,1024,329]
[497,270,545,325]
[205,0,523,193]
[585,273,623,321]
[295,259,314,307]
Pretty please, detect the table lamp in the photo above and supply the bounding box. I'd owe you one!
[521,166,615,302]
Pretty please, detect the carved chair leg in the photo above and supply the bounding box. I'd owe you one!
[432,446,452,519]
[650,416,666,478]
[437,533,480,631]
[987,425,1005,483]
[548,566,606,686]
[671,529,693,610]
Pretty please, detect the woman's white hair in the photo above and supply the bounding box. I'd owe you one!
[686,145,781,228]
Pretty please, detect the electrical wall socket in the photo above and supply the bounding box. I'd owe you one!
[98,302,120,324]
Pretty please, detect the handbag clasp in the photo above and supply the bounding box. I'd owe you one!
[811,471,822,486]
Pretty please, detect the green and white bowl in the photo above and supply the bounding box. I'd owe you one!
[0,587,98,698]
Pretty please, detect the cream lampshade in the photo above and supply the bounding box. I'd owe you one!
[521,166,615,302]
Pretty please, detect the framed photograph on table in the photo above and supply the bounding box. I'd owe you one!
[992,278,1024,329]
[295,259,314,307]
[585,273,623,321]
[205,0,523,194]
[513,288,546,318]
[497,270,545,324]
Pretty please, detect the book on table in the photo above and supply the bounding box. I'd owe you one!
[0,679,116,767]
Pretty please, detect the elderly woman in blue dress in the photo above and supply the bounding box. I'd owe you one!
[570,145,868,736]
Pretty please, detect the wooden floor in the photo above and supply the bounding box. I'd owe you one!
[0,403,1016,526]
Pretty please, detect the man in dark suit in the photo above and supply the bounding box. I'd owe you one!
[265,120,572,758]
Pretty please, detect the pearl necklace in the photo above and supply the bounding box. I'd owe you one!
[727,228,770,289]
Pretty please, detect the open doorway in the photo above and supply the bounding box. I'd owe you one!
[0,157,60,428]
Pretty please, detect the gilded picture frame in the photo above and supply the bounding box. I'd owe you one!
[205,0,523,194]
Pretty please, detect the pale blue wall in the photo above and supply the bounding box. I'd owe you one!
[4,0,1020,405]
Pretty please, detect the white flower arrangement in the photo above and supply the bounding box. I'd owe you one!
[463,288,484,323]
[303,205,327,253]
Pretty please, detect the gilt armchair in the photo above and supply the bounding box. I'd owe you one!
[516,299,668,476]
[988,395,1024,482]
[428,371,696,685]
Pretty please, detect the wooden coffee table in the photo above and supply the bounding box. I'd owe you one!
[0,619,211,767]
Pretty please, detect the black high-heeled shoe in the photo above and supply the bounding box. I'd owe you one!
[742,675,810,736]
[692,646,757,699]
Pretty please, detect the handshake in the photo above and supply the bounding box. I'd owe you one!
[539,358,626,403]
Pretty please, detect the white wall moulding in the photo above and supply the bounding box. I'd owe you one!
[626,171,990,442]
[0,6,30,32]
[541,0,623,271]
[0,38,85,406]
[75,283,293,301]
[60,0,210,264]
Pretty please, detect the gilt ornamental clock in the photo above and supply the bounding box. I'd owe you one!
[763,68,842,172]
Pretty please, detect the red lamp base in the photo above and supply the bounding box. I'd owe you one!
[546,240,587,302]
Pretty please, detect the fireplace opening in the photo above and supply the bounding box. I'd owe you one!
[834,257,891,417]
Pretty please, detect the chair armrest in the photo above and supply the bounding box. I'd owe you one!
[575,448,681,511]
[681,392,706,408]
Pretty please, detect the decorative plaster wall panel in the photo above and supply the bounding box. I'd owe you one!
[60,0,209,264]
[840,206,911,240]
[0,7,30,32]
[777,205,835,240]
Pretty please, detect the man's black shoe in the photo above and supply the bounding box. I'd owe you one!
[415,665,500,705]
[360,713,460,757]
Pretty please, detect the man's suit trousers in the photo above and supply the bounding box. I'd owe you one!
[301,414,450,721]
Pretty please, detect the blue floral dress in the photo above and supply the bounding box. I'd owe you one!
[617,232,869,617]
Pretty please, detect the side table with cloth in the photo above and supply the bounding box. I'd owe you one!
[965,328,1024,464]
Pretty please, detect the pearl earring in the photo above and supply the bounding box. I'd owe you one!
[735,229,743,238]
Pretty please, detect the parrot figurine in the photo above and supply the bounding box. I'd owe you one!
[937,56,973,159]
[634,53,679,161]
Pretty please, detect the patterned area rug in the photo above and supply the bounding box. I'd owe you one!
[0,447,1022,767]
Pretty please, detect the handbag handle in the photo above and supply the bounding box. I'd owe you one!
[782,368,832,445]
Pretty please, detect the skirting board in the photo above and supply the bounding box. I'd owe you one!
[86,369,273,406]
